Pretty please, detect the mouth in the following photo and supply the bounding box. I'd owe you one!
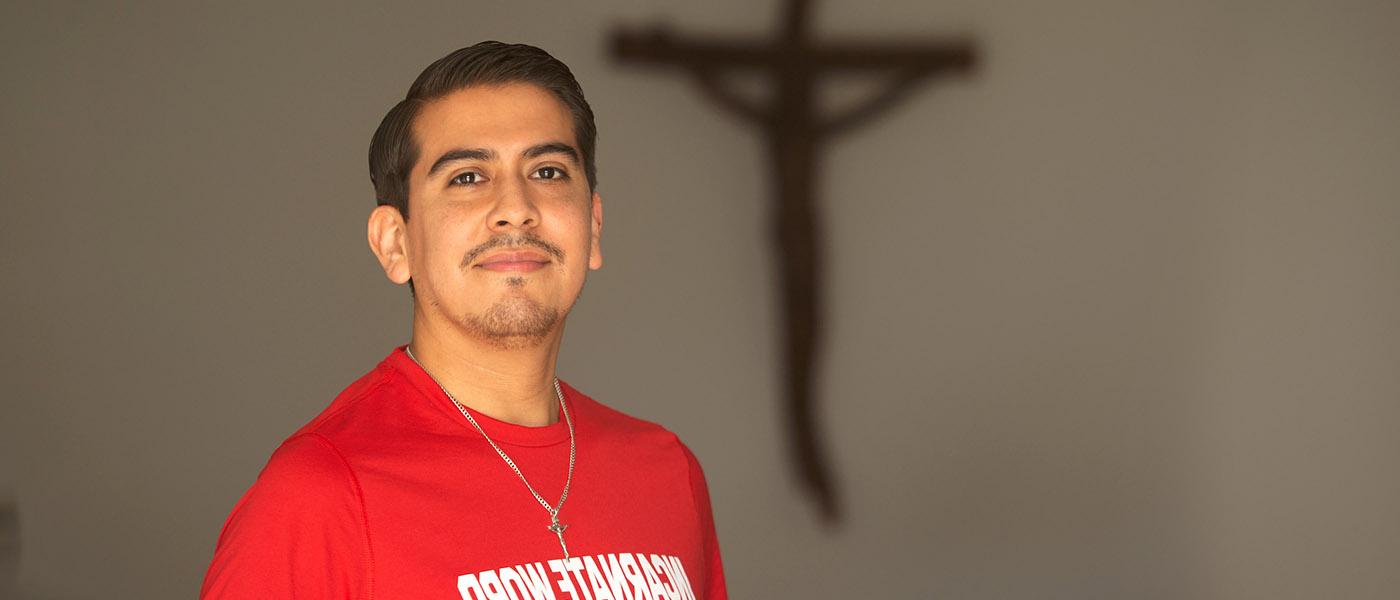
[475,250,552,273]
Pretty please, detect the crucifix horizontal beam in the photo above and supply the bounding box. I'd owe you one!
[615,34,975,72]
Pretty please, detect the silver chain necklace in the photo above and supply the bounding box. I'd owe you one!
[404,347,577,560]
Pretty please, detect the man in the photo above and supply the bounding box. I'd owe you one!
[201,42,727,600]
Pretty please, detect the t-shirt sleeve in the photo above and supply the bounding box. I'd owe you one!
[200,433,371,600]
[680,441,728,600]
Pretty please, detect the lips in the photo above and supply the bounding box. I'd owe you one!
[475,250,551,272]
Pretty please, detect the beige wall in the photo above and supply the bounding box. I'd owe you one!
[2,1,1397,598]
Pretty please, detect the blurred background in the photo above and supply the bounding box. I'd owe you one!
[2,1,1397,598]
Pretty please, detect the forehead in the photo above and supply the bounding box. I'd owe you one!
[412,83,577,167]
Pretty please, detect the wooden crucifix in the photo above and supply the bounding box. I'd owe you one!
[612,0,976,523]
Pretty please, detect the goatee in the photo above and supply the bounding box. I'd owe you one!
[462,295,560,350]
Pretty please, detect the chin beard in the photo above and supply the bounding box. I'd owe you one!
[462,296,560,350]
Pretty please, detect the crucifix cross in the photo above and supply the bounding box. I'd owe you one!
[613,0,976,523]
[548,516,570,560]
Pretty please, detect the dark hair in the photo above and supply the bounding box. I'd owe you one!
[368,41,598,220]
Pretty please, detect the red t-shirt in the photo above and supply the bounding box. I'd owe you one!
[202,346,727,600]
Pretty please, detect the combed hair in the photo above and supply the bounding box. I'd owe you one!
[368,41,598,220]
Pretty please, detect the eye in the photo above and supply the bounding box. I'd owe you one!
[449,171,483,186]
[533,166,567,180]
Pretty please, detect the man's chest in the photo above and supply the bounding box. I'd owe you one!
[350,440,705,600]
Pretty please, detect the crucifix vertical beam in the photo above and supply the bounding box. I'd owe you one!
[613,0,976,523]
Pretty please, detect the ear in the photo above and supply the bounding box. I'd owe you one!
[588,191,603,270]
[368,204,412,285]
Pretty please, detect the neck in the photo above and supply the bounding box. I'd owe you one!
[408,312,565,427]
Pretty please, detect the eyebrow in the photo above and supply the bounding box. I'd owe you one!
[522,142,580,163]
[426,142,581,178]
[427,148,494,177]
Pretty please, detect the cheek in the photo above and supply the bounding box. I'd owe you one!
[410,220,471,279]
[557,205,595,242]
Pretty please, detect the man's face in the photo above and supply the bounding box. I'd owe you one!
[399,82,602,349]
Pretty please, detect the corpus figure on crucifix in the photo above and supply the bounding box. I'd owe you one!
[613,0,976,523]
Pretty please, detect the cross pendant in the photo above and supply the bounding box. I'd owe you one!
[547,517,570,561]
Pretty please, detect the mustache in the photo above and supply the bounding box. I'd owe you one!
[461,233,566,267]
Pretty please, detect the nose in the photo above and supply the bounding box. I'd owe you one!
[486,174,540,231]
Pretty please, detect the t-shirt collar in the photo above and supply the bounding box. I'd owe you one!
[384,345,575,447]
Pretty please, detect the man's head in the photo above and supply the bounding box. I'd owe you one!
[369,41,598,217]
[366,43,603,350]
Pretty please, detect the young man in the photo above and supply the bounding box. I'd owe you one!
[201,42,727,600]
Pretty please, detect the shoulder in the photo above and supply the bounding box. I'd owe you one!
[202,434,372,599]
[224,358,395,524]
[262,434,360,491]
[564,381,710,476]
[292,359,399,438]
[226,433,366,528]
[564,381,691,447]
[286,350,445,451]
